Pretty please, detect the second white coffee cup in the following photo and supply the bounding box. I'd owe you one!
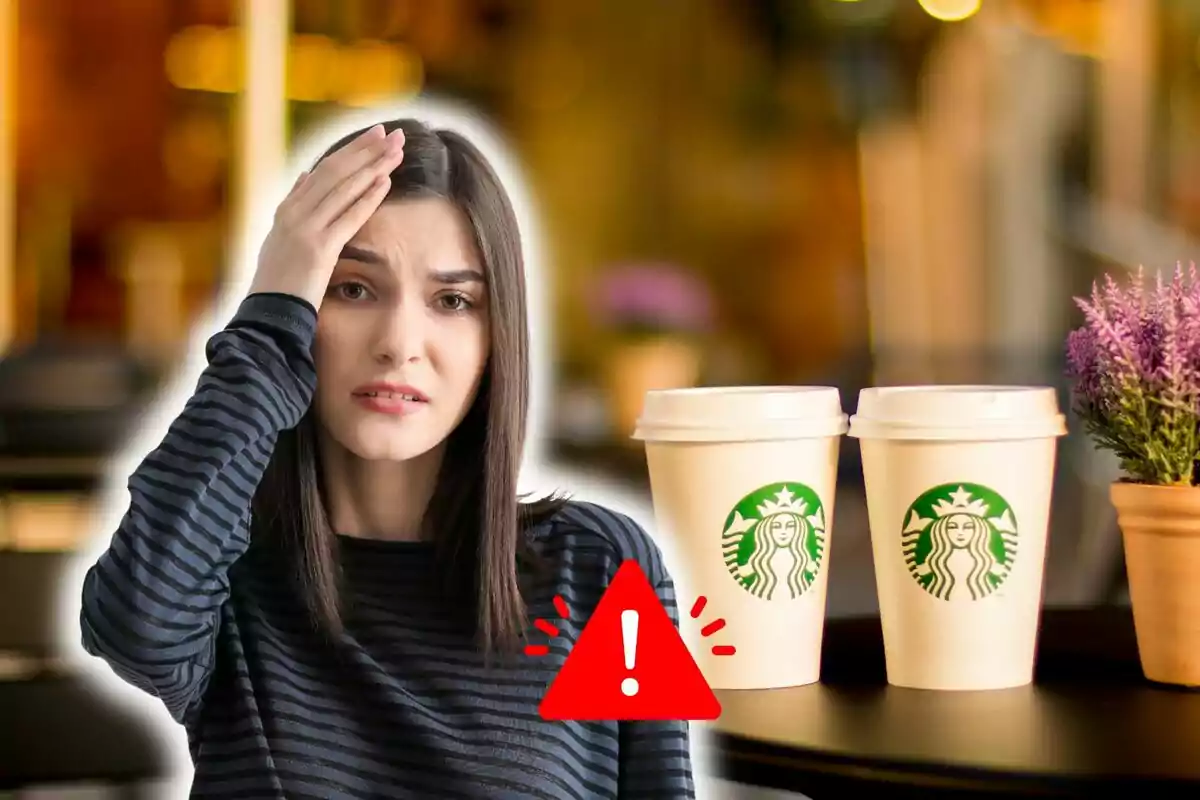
[849,385,1068,691]
[634,386,848,690]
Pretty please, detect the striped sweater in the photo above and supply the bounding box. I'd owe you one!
[79,292,695,799]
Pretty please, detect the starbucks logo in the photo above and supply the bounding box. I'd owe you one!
[721,482,827,601]
[902,483,1018,601]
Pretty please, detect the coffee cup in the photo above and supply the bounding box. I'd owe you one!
[848,385,1067,691]
[634,386,848,689]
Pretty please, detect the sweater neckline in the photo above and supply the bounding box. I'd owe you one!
[334,533,437,553]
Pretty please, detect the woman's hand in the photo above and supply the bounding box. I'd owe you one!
[249,123,405,310]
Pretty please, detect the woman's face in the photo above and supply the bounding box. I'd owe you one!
[768,514,799,548]
[945,514,977,548]
[312,197,490,463]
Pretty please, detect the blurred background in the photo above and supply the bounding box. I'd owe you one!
[1,0,1196,796]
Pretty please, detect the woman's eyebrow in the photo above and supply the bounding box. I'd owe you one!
[339,244,388,265]
[430,269,487,285]
[338,245,487,285]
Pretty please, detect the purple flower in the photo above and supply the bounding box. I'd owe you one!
[1065,263,1200,485]
[1065,327,1101,410]
[589,263,714,334]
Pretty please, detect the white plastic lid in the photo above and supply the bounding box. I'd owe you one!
[848,385,1068,441]
[632,386,849,443]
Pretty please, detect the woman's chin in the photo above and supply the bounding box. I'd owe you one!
[341,430,443,463]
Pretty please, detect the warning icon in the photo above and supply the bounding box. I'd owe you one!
[539,559,722,721]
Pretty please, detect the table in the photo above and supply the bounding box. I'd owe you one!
[710,607,1200,798]
[0,673,169,791]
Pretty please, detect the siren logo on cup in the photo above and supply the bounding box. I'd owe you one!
[902,483,1018,601]
[721,482,826,601]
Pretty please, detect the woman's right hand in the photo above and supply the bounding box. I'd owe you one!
[248,123,406,310]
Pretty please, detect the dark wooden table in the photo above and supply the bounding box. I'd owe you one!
[709,607,1200,798]
[0,671,169,791]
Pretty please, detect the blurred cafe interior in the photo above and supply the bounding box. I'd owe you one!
[2,0,1198,795]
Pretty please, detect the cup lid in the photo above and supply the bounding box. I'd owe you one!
[848,385,1068,441]
[632,386,849,443]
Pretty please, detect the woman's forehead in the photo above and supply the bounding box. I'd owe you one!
[346,199,483,271]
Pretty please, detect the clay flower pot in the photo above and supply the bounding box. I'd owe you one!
[605,335,702,441]
[1110,482,1200,687]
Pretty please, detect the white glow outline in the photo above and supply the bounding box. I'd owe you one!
[54,94,714,798]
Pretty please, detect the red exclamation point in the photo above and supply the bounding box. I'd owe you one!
[621,610,639,697]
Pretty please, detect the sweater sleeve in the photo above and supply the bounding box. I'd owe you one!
[79,292,318,723]
[618,574,697,799]
[550,501,699,798]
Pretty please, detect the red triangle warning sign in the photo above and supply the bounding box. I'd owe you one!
[539,559,721,721]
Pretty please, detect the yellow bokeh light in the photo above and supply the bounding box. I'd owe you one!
[288,35,339,102]
[918,0,982,22]
[333,41,424,107]
[164,26,209,91]
[164,25,241,93]
[166,26,423,104]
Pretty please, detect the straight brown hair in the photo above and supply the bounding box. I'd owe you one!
[251,119,567,659]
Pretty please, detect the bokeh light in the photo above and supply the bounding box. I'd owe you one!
[918,0,983,22]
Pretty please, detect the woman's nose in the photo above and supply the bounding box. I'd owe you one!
[372,303,426,365]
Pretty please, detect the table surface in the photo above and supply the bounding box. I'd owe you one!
[710,606,1200,797]
[1,672,169,788]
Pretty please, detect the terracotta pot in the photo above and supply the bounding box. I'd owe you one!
[1110,482,1200,687]
[604,336,702,441]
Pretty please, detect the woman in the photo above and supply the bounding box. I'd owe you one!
[745,509,814,601]
[920,511,1005,602]
[79,119,694,798]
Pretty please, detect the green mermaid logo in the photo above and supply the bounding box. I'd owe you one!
[722,482,827,601]
[902,483,1018,601]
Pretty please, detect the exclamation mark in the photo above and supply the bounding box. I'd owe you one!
[621,610,639,697]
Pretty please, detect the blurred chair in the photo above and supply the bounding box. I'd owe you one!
[0,343,168,794]
[0,549,68,668]
[0,550,170,794]
[0,345,155,458]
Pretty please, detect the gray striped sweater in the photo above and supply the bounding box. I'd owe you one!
[79,292,695,798]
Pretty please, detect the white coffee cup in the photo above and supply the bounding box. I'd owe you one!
[633,386,848,689]
[848,385,1068,691]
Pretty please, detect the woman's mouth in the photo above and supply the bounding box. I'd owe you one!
[352,392,427,415]
[351,385,429,416]
[357,390,423,401]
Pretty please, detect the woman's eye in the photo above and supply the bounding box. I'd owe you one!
[439,292,474,312]
[333,282,369,301]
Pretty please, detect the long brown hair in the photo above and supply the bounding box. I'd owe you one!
[251,119,567,658]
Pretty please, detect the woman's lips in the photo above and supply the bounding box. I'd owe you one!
[351,385,429,416]
[352,393,427,416]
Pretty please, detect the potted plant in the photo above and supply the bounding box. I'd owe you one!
[1065,263,1200,687]
[590,263,714,440]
